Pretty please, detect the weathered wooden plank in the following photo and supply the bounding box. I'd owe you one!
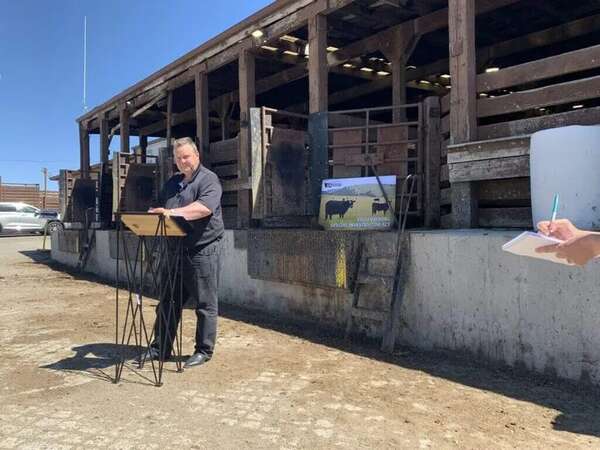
[441,163,449,183]
[441,187,451,206]
[478,178,530,203]
[119,106,130,154]
[222,177,251,193]
[238,49,255,229]
[76,0,320,123]
[449,155,530,183]
[449,0,477,144]
[478,207,532,228]
[447,135,530,164]
[99,114,109,165]
[213,163,238,178]
[449,0,477,229]
[478,75,600,118]
[195,70,210,162]
[209,137,239,164]
[165,91,173,153]
[79,123,90,179]
[478,105,600,140]
[424,96,441,228]
[308,14,328,113]
[478,44,600,93]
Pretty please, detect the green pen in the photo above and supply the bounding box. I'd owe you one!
[550,193,559,227]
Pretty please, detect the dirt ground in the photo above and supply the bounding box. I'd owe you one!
[2,235,600,449]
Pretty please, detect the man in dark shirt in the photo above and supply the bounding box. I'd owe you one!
[144,137,224,368]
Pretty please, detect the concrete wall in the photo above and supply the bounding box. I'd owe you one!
[401,230,600,386]
[51,228,600,386]
[51,230,352,330]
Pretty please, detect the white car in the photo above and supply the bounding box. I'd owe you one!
[0,202,63,234]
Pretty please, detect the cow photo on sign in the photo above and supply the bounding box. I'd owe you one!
[318,176,396,230]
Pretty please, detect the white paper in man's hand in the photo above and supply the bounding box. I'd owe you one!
[502,231,574,266]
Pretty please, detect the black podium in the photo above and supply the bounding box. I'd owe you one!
[113,212,189,387]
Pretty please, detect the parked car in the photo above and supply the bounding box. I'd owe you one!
[0,202,63,235]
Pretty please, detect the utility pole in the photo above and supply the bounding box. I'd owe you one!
[42,167,48,209]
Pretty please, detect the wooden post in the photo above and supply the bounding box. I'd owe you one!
[219,97,231,141]
[391,51,407,123]
[238,49,255,229]
[119,105,130,154]
[195,70,210,165]
[99,113,110,165]
[157,90,175,190]
[139,135,148,163]
[166,91,173,153]
[308,14,328,113]
[448,0,478,228]
[423,96,441,228]
[79,122,90,179]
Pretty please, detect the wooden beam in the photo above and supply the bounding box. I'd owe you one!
[478,75,600,118]
[424,96,441,228]
[308,14,328,113]
[478,207,531,228]
[449,0,477,143]
[448,135,530,164]
[238,49,256,228]
[119,106,130,154]
[79,123,90,179]
[479,105,600,140]
[139,135,148,162]
[449,0,478,228]
[99,113,109,165]
[449,156,530,182]
[195,70,210,162]
[166,91,173,152]
[479,13,600,68]
[77,0,351,124]
[478,44,600,93]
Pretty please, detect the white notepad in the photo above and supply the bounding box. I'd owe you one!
[502,231,574,266]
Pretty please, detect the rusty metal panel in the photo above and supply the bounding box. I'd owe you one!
[247,229,359,289]
[267,127,309,217]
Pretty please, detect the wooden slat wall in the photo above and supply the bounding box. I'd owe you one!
[476,43,600,133]
[0,184,60,210]
[209,136,239,229]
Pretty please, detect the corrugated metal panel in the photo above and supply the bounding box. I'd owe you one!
[247,229,359,289]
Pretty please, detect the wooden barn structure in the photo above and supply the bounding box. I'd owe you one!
[72,0,600,229]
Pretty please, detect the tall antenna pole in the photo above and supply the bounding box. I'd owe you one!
[83,16,88,112]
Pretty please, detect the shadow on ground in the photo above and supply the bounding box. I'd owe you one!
[41,342,187,386]
[23,248,600,437]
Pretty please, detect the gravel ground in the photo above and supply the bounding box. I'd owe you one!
[1,235,600,449]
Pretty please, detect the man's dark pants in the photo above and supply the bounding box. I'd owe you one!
[151,238,222,358]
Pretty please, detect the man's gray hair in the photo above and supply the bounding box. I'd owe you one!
[173,137,200,157]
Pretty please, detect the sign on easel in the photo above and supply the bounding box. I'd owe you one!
[318,176,396,230]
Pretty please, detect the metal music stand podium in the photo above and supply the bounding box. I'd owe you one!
[113,212,188,387]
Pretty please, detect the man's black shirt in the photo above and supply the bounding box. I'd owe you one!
[160,165,224,248]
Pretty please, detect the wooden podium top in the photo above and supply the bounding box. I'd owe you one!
[118,212,188,237]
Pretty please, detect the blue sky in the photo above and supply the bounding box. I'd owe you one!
[0,0,271,190]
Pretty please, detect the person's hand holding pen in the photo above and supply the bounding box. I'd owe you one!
[537,218,583,241]
[536,196,600,265]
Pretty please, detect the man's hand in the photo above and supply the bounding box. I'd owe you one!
[148,207,170,216]
[537,218,582,241]
[536,234,600,266]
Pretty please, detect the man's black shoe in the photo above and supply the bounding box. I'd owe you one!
[137,347,160,363]
[184,353,211,368]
